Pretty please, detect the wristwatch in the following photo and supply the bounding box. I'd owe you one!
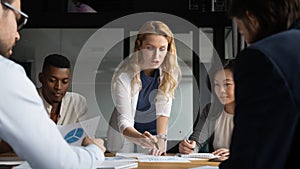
[156,134,167,140]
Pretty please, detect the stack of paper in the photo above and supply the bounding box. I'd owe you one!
[97,162,137,169]
[188,166,219,169]
[116,153,190,163]
[115,153,149,158]
[176,153,220,159]
[0,156,24,166]
[97,156,138,169]
[137,156,190,163]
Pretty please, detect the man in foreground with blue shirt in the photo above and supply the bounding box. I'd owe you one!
[0,0,106,168]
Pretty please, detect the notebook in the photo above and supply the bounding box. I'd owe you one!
[0,156,24,166]
[12,157,138,169]
[96,157,138,169]
[97,162,137,169]
[115,153,148,158]
[176,153,220,159]
[188,166,219,169]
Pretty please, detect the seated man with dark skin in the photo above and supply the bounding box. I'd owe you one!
[37,54,87,125]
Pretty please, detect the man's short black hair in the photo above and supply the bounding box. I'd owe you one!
[42,54,71,71]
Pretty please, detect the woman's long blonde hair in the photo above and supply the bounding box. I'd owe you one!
[113,20,181,99]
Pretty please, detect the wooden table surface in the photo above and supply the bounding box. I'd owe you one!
[107,153,220,169]
[1,152,221,169]
[136,160,220,169]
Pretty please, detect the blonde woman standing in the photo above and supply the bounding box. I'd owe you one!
[107,21,181,155]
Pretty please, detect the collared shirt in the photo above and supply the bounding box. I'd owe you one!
[38,88,87,125]
[0,55,104,169]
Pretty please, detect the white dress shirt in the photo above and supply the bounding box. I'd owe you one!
[38,88,87,125]
[0,56,104,169]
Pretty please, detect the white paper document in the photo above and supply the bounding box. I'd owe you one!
[102,157,138,163]
[12,161,31,169]
[57,116,100,146]
[176,153,220,159]
[188,166,219,169]
[13,159,138,169]
[137,156,190,163]
[97,157,138,169]
[0,156,24,166]
[115,153,149,158]
[97,162,137,169]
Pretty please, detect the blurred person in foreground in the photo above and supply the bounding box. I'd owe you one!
[0,0,105,168]
[220,0,300,169]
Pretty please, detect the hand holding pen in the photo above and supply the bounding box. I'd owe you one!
[143,131,165,156]
[135,131,156,149]
[179,138,196,154]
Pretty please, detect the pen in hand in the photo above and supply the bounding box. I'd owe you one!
[153,141,159,149]
[185,139,195,150]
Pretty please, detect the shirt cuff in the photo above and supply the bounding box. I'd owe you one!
[85,144,105,162]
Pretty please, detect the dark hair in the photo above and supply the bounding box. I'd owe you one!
[228,0,300,41]
[42,54,71,71]
[206,59,235,92]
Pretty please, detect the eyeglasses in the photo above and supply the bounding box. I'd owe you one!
[1,0,28,31]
